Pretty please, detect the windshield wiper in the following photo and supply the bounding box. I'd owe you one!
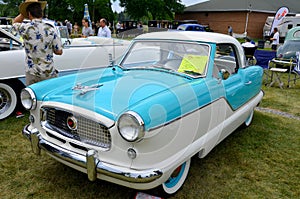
[183,70,202,76]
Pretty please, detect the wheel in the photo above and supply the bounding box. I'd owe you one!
[244,109,254,127]
[162,159,191,195]
[0,82,22,120]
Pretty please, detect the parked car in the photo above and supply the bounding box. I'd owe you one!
[269,27,300,68]
[276,27,300,60]
[21,31,264,196]
[0,17,13,32]
[0,24,130,120]
[176,23,206,31]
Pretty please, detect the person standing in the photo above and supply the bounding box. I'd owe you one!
[13,0,63,86]
[270,27,279,51]
[65,19,72,35]
[228,26,233,36]
[97,18,111,38]
[116,21,121,34]
[81,18,93,37]
[73,22,79,36]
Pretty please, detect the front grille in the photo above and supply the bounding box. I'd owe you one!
[42,107,111,149]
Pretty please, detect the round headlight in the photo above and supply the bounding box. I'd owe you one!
[117,111,145,142]
[21,88,37,110]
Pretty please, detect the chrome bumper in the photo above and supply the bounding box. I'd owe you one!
[22,124,162,183]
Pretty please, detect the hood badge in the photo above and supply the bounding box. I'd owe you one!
[72,83,103,95]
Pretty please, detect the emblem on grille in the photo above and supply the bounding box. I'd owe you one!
[67,116,78,131]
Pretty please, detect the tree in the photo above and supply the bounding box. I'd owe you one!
[1,0,115,25]
[47,0,114,24]
[118,0,185,20]
[2,0,22,17]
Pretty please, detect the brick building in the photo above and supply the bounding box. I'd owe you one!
[175,0,300,39]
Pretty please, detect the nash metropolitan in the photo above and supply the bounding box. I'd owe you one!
[22,31,264,196]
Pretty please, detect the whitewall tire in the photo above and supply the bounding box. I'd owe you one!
[0,83,18,120]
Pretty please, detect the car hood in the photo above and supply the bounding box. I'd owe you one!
[30,67,195,124]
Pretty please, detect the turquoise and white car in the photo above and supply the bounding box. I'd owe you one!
[22,31,264,196]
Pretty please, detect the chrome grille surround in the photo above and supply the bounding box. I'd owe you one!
[41,107,111,149]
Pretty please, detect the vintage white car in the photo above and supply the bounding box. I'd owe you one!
[22,31,264,196]
[0,26,130,120]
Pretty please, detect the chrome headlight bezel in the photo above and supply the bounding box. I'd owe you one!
[117,111,145,142]
[21,88,37,110]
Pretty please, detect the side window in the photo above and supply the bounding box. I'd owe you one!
[214,44,238,77]
[186,26,193,31]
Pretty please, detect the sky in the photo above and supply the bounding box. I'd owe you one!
[111,0,209,13]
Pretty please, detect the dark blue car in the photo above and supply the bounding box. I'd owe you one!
[176,23,206,32]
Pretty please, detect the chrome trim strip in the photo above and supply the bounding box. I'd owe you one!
[269,59,296,65]
[22,125,163,183]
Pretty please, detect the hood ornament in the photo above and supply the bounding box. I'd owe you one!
[72,83,103,95]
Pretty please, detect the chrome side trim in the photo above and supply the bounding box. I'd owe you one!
[22,125,163,183]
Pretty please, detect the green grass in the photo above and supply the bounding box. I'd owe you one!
[0,79,299,199]
[261,72,300,117]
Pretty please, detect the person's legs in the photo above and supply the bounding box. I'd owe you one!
[26,72,41,86]
[26,71,58,86]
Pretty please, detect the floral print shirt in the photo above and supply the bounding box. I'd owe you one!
[13,19,63,77]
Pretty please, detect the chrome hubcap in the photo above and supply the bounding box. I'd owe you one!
[0,88,10,114]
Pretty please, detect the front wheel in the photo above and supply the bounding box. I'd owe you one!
[0,82,20,120]
[162,159,191,195]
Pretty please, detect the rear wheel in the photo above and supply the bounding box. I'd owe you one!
[0,82,23,120]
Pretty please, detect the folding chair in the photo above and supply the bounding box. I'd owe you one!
[243,46,257,66]
[287,51,300,87]
[255,50,276,86]
[269,67,288,89]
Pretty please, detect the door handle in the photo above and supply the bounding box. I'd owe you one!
[245,81,252,85]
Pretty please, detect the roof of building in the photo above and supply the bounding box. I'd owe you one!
[185,0,300,14]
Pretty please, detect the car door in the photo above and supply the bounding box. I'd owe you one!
[215,44,247,110]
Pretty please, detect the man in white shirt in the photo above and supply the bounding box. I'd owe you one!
[97,18,111,38]
[270,27,279,51]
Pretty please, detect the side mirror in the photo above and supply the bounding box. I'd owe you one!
[219,69,230,80]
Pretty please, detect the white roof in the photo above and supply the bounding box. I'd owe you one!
[135,31,240,45]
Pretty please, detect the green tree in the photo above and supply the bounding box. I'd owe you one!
[1,0,115,25]
[47,0,114,24]
[118,0,185,20]
[2,0,22,17]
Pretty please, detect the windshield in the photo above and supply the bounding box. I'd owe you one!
[120,40,210,77]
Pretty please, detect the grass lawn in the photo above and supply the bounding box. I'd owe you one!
[0,76,299,199]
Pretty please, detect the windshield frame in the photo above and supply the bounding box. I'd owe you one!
[119,39,211,78]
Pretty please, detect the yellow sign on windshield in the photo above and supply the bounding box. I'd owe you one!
[178,55,208,75]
